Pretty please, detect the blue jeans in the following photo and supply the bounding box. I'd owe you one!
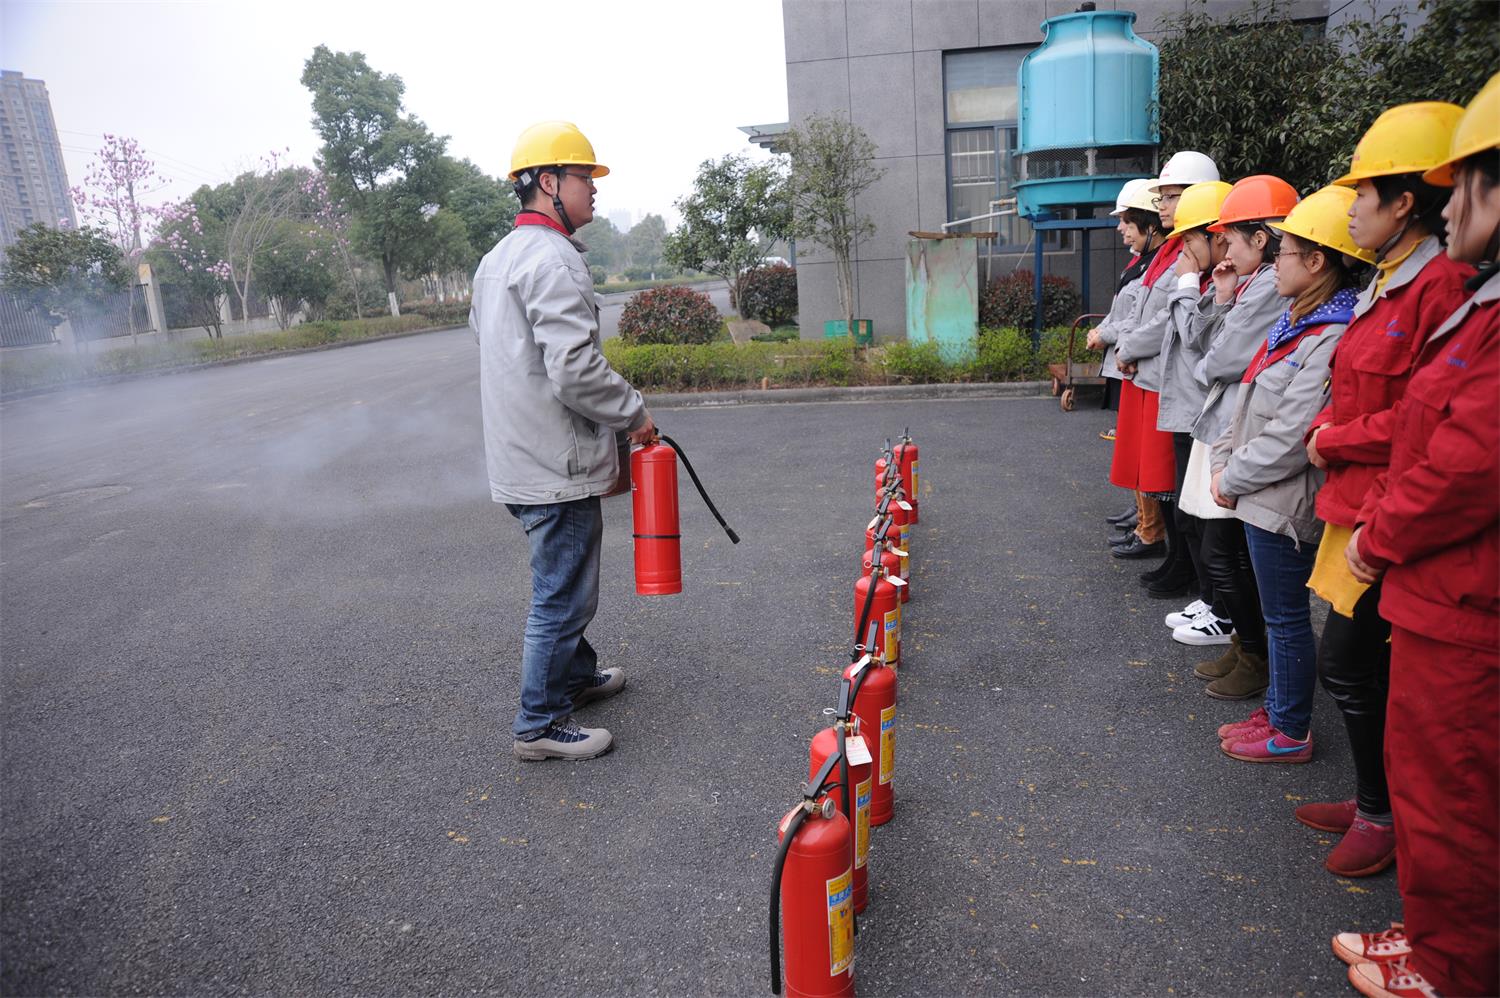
[1243,523,1318,740]
[505,497,603,739]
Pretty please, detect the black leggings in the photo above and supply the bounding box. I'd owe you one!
[1170,432,1210,603]
[1200,518,1266,656]
[1318,581,1391,816]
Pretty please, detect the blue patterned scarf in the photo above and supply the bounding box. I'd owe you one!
[1266,286,1359,352]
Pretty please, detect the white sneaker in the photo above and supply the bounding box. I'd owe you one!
[1165,599,1209,629]
[1173,609,1235,646]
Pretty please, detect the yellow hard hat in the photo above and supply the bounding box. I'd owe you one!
[1423,72,1500,187]
[1166,180,1233,239]
[1334,101,1465,186]
[508,121,609,181]
[1268,185,1377,265]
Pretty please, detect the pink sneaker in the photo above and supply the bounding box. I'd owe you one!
[1333,924,1410,966]
[1217,706,1268,741]
[1222,727,1313,764]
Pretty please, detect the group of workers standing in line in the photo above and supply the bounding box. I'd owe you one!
[1086,73,1499,998]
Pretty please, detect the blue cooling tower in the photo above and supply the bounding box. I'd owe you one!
[1014,7,1159,219]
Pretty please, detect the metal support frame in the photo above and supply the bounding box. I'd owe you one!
[1027,215,1119,350]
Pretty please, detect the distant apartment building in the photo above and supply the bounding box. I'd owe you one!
[0,70,76,249]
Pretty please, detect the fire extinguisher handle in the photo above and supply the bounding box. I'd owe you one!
[658,433,740,545]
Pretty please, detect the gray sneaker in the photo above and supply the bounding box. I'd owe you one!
[512,717,613,762]
[572,667,626,708]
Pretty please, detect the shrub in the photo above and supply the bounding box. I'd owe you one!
[879,341,950,384]
[404,299,471,326]
[736,263,799,326]
[325,272,389,320]
[979,270,1081,330]
[967,327,1036,381]
[618,285,723,345]
[589,265,607,285]
[750,326,800,343]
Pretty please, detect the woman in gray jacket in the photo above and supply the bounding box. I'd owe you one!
[1210,194,1369,765]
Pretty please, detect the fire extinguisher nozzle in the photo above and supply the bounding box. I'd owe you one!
[726,528,740,545]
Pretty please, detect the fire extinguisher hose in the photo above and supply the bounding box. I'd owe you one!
[658,434,740,545]
[770,752,844,995]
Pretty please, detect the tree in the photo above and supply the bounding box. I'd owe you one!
[664,154,790,313]
[445,158,518,271]
[783,114,884,335]
[400,207,473,300]
[301,45,456,304]
[1,223,130,334]
[301,171,365,317]
[1157,0,1500,192]
[150,195,232,337]
[627,212,668,274]
[574,216,625,277]
[256,218,338,327]
[217,155,311,323]
[71,135,164,254]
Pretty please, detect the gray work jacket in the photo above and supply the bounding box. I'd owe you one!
[1156,273,1216,433]
[1211,322,1347,546]
[1094,275,1148,382]
[471,223,646,505]
[1189,266,1289,446]
[1114,275,1176,393]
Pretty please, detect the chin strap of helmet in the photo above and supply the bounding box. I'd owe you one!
[549,167,577,235]
[511,167,578,236]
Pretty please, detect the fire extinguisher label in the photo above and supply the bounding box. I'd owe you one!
[911,460,919,497]
[882,609,899,663]
[879,705,895,785]
[854,778,871,870]
[826,868,854,976]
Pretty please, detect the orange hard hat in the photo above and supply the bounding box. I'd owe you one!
[1208,175,1300,232]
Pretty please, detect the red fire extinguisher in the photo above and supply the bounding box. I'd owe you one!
[844,631,897,827]
[861,535,908,604]
[895,429,919,524]
[866,501,912,586]
[853,561,905,667]
[770,751,856,998]
[809,674,873,914]
[631,433,739,595]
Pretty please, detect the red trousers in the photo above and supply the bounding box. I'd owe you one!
[1386,626,1499,996]
[1109,380,1176,493]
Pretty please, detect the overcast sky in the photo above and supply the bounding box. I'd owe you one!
[1,0,789,230]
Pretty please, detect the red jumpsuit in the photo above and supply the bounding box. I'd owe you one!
[1357,270,1500,997]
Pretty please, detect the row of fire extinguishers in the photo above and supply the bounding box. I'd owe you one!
[769,431,919,998]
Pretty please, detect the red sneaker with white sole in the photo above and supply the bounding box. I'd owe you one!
[1333,924,1410,966]
[1348,957,1440,998]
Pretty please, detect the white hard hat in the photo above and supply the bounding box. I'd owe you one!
[1110,178,1158,216]
[1148,151,1220,192]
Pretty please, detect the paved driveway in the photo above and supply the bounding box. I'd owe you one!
[0,330,1397,995]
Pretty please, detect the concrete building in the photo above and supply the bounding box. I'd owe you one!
[0,70,76,249]
[772,0,1394,341]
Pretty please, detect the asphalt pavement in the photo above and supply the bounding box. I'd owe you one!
[1,328,1399,995]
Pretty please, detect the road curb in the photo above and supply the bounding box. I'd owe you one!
[646,381,1052,408]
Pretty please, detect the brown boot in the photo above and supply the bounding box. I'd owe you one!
[1194,633,1241,681]
[1205,648,1268,700]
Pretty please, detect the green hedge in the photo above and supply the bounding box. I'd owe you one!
[600,326,1099,392]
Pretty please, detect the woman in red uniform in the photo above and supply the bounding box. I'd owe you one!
[1333,73,1500,998]
[1295,102,1471,879]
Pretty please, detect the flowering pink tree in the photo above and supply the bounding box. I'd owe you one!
[302,171,363,317]
[71,135,165,256]
[71,135,166,339]
[152,198,232,337]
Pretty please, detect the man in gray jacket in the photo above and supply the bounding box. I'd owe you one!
[472,121,655,762]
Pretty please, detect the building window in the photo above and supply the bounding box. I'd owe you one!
[943,47,1065,252]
